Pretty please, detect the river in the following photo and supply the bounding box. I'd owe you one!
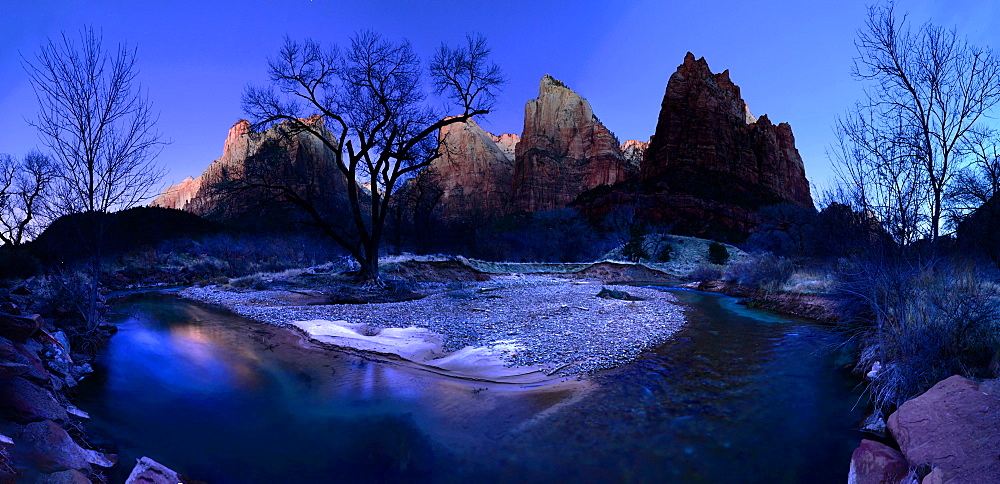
[76,288,863,483]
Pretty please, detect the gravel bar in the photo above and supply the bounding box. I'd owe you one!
[180,275,686,375]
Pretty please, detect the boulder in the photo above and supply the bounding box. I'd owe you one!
[0,376,68,423]
[126,456,182,484]
[0,362,30,380]
[921,468,945,484]
[847,439,909,484]
[887,375,1000,483]
[35,469,92,484]
[20,420,91,472]
[1,339,50,383]
[0,313,41,342]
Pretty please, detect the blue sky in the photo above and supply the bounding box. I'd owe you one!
[2,0,999,197]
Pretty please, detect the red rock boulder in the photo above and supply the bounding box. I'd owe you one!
[847,439,909,484]
[887,375,1000,483]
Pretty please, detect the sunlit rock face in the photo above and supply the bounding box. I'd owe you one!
[490,132,520,161]
[151,176,202,212]
[620,140,648,170]
[641,52,813,208]
[396,118,516,226]
[510,75,637,213]
[152,116,344,218]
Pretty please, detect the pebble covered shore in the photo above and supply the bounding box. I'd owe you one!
[181,275,686,375]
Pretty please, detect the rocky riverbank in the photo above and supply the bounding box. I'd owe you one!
[683,279,840,322]
[181,273,687,379]
[0,285,112,482]
[849,375,1000,483]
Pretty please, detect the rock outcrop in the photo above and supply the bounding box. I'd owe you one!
[398,118,516,226]
[0,286,107,482]
[886,375,1000,483]
[150,176,201,213]
[125,456,183,484]
[395,76,636,238]
[510,75,637,213]
[641,53,812,208]
[620,140,647,169]
[491,133,520,161]
[575,53,814,241]
[847,439,909,484]
[152,116,345,218]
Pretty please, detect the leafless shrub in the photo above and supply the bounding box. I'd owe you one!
[837,257,1000,411]
[724,252,795,291]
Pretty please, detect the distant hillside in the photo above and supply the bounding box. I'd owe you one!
[28,206,220,263]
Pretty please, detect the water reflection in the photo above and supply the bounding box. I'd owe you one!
[76,290,863,483]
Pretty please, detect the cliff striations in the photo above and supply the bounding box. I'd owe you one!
[152,116,344,218]
[510,75,637,213]
[641,52,812,208]
[575,53,814,241]
[398,118,516,226]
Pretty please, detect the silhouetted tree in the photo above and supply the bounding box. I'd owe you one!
[0,152,57,246]
[24,27,163,326]
[241,32,503,281]
[834,3,1000,245]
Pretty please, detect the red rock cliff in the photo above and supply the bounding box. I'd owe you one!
[641,53,812,208]
[510,75,637,213]
[398,118,516,225]
[152,116,344,217]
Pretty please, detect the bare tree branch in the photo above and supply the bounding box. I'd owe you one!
[236,31,504,280]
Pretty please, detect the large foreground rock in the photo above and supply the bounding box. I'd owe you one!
[887,375,1000,483]
[126,456,182,484]
[847,439,909,484]
[20,420,113,473]
[0,376,68,423]
[0,313,41,342]
[35,469,91,483]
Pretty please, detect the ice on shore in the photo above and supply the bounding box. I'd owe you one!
[290,320,548,383]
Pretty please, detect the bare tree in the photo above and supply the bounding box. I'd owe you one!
[240,31,503,281]
[832,107,928,246]
[840,3,1000,243]
[948,129,1000,220]
[0,152,57,246]
[24,27,163,326]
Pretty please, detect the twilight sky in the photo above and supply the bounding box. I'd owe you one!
[2,0,999,200]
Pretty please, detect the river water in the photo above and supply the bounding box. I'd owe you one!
[76,288,863,483]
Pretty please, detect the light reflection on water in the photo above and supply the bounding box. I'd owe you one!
[76,290,863,483]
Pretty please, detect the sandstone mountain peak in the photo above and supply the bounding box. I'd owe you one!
[511,74,636,212]
[573,53,814,241]
[540,74,570,91]
[396,118,514,226]
[153,116,343,216]
[642,53,812,209]
[620,140,648,168]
